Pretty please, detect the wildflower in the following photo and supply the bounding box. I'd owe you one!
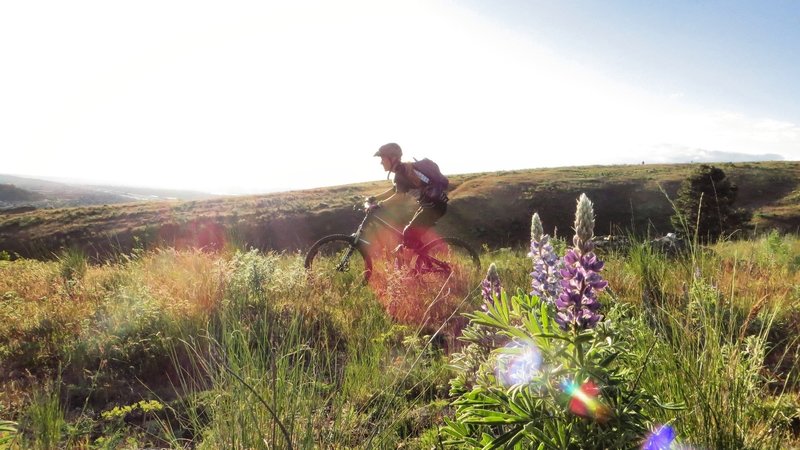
[531,212,544,242]
[529,213,561,302]
[481,263,502,307]
[556,194,607,330]
[573,193,595,254]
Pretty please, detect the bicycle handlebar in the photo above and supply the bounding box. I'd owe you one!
[354,197,381,213]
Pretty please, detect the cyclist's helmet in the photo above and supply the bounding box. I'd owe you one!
[374,143,402,159]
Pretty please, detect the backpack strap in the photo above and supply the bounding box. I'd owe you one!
[413,168,431,185]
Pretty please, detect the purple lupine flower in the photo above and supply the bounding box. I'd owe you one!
[481,263,502,308]
[529,214,562,302]
[555,194,607,330]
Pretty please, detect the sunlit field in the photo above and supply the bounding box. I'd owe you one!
[1,223,799,447]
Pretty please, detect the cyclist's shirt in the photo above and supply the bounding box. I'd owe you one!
[393,162,445,208]
[393,163,421,196]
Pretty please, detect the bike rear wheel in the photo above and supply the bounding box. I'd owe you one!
[304,234,373,286]
[416,237,481,281]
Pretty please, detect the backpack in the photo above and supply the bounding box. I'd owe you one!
[412,158,449,203]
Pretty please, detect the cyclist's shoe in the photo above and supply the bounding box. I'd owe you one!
[392,243,409,269]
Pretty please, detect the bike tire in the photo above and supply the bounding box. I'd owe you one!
[417,237,481,277]
[304,234,373,285]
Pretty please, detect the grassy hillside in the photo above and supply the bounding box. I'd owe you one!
[0,161,798,260]
[0,184,45,203]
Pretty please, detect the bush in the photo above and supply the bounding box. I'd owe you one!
[671,165,750,242]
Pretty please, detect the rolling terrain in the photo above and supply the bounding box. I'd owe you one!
[0,174,219,210]
[0,161,798,260]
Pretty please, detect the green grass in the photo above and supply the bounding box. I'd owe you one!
[0,230,799,448]
[621,237,798,449]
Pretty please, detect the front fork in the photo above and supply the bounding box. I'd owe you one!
[337,216,370,272]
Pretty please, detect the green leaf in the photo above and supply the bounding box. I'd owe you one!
[0,421,16,433]
[525,310,543,335]
[544,420,570,448]
[600,352,619,368]
[656,399,686,410]
[485,425,524,449]
[506,432,528,449]
[469,311,509,331]
[574,332,594,346]
[462,409,528,424]
[523,423,561,450]
[540,301,550,330]
[507,391,531,418]
[0,420,18,447]
[498,290,512,322]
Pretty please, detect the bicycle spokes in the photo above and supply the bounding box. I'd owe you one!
[305,234,372,287]
[335,249,354,272]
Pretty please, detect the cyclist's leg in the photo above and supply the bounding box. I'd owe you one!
[402,202,447,249]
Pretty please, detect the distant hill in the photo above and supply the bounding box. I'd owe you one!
[0,184,45,203]
[0,174,219,210]
[0,161,798,260]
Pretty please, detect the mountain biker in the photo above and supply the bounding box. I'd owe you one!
[370,142,448,251]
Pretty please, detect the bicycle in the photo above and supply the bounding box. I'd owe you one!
[304,199,481,285]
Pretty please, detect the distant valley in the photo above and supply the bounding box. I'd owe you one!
[0,174,219,210]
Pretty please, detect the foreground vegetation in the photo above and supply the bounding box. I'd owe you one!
[1,219,799,447]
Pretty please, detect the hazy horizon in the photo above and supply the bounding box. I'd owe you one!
[3,155,792,196]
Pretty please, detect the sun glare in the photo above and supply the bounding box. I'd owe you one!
[1,0,797,193]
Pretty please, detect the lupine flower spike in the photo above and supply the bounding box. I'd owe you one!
[481,263,502,309]
[573,193,595,254]
[531,213,544,242]
[556,194,608,330]
[529,213,561,302]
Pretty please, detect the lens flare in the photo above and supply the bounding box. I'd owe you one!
[561,379,610,421]
[642,425,677,450]
[495,342,542,386]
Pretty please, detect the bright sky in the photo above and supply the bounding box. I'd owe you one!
[2,0,799,194]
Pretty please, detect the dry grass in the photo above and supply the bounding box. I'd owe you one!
[712,235,800,311]
[132,248,227,316]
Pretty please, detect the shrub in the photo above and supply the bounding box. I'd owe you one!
[671,164,750,242]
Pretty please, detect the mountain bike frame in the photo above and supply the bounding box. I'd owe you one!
[348,201,451,275]
[350,203,400,247]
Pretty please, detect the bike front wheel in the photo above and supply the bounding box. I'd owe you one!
[416,237,481,282]
[304,234,373,286]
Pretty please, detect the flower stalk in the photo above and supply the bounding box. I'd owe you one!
[555,194,607,331]
[529,213,562,302]
[481,263,502,307]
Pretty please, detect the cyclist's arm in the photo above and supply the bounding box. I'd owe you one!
[374,187,397,202]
